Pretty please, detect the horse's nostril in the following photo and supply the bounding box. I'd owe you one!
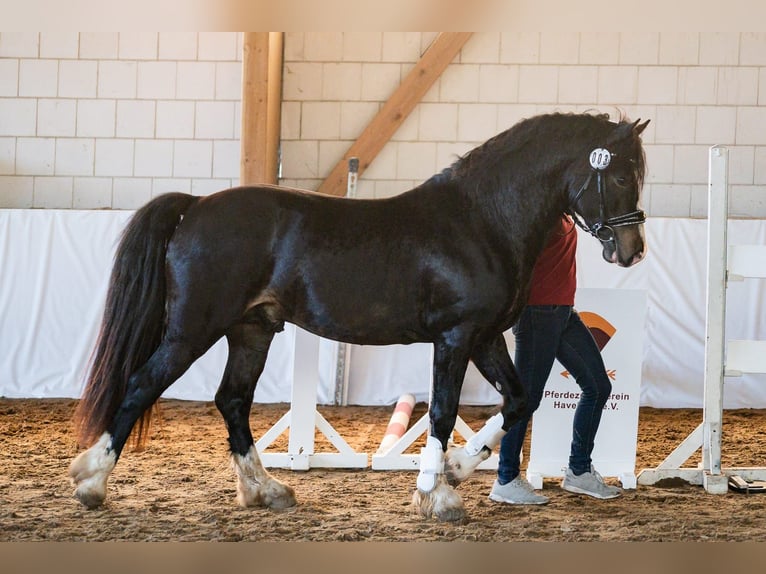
[629,251,644,267]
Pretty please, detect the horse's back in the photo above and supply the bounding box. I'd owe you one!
[178,183,468,253]
[162,183,510,345]
[162,185,423,338]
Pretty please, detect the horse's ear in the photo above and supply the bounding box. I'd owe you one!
[606,119,648,145]
[635,119,650,135]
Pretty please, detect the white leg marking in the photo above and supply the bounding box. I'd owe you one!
[68,433,116,509]
[231,445,296,510]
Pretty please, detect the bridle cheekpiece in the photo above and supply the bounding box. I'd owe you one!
[568,147,646,244]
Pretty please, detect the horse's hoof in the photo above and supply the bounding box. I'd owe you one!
[73,487,106,510]
[410,477,467,523]
[237,477,297,510]
[263,482,297,510]
[71,470,109,509]
[434,504,467,523]
[68,434,115,510]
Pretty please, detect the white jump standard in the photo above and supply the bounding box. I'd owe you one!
[637,145,766,493]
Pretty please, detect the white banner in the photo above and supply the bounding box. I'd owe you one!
[6,209,766,410]
[526,288,647,489]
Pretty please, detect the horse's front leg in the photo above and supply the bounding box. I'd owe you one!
[412,338,471,523]
[445,334,527,486]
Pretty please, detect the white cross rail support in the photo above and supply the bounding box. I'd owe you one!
[637,145,766,493]
[257,326,368,470]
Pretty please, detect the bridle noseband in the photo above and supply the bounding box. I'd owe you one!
[568,147,646,243]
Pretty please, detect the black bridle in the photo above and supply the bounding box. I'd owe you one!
[568,147,646,243]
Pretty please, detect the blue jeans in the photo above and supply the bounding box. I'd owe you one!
[497,305,612,483]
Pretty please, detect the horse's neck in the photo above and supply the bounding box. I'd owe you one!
[418,168,568,268]
[477,181,565,265]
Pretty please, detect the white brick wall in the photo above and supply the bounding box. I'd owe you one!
[279,32,766,216]
[73,176,111,208]
[0,138,13,174]
[59,61,97,98]
[37,99,76,136]
[76,100,115,137]
[55,138,94,176]
[134,140,173,177]
[16,137,54,174]
[0,32,764,217]
[0,32,241,208]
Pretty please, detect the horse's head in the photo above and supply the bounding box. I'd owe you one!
[568,118,650,267]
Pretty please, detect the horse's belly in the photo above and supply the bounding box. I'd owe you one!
[289,310,427,346]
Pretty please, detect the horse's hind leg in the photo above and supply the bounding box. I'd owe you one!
[444,334,527,486]
[69,339,204,508]
[215,322,296,510]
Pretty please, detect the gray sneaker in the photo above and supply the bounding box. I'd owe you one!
[489,476,549,505]
[561,465,622,499]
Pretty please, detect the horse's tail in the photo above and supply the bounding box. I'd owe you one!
[73,192,200,450]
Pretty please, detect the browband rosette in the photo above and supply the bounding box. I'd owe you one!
[589,148,611,170]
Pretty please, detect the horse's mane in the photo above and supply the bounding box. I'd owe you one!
[456,113,610,173]
[425,111,645,194]
[416,111,647,270]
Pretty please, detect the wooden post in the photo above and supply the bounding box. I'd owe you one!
[241,32,283,185]
[316,32,472,197]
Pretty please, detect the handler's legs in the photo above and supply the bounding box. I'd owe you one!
[557,310,621,499]
[491,305,569,505]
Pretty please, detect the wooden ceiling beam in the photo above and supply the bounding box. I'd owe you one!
[316,32,473,197]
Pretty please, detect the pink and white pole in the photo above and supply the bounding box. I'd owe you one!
[375,393,416,455]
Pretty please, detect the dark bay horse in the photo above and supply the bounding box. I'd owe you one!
[69,112,649,522]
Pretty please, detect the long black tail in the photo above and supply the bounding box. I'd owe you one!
[74,192,200,449]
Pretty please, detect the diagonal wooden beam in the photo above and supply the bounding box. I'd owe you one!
[316,32,473,197]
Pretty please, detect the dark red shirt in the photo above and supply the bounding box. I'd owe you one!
[527,215,577,306]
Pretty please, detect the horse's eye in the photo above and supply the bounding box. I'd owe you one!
[615,176,628,186]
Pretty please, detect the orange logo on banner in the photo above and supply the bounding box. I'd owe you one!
[561,311,617,379]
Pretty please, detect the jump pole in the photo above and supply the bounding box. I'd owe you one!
[637,145,766,492]
[371,347,499,470]
[375,393,416,456]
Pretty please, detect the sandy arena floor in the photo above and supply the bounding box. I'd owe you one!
[2,398,766,541]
